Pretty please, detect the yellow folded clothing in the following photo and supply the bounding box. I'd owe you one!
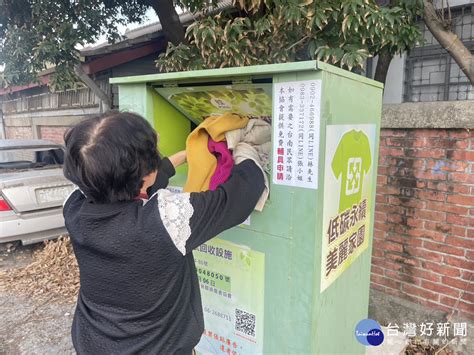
[184,113,249,192]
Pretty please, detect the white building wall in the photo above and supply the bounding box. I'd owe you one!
[370,54,406,104]
[434,0,472,8]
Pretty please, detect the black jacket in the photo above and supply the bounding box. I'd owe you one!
[64,159,264,354]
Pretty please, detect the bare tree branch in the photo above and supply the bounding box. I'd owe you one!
[423,0,474,85]
[74,65,111,112]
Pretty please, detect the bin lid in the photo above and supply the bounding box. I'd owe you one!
[110,60,383,89]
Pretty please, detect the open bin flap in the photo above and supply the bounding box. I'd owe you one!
[154,83,273,125]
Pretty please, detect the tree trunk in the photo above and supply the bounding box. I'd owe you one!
[373,0,394,86]
[423,0,474,85]
[74,64,111,112]
[374,49,393,85]
[149,0,187,45]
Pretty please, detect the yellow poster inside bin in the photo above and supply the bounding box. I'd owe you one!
[320,124,376,292]
[155,84,272,124]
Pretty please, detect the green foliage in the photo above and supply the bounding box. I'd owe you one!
[0,0,424,89]
[176,0,220,13]
[0,0,149,90]
[156,0,424,73]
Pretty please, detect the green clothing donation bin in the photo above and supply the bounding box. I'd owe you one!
[110,61,383,354]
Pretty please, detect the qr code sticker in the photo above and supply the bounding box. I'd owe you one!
[235,308,256,338]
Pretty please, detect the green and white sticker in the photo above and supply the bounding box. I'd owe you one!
[194,239,265,354]
[320,124,376,292]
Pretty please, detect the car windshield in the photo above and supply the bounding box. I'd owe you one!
[0,147,64,171]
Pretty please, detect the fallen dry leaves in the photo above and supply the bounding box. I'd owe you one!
[405,338,455,355]
[3,236,79,304]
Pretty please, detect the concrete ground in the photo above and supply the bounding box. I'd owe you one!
[369,288,472,355]
[0,293,75,354]
[0,243,74,354]
[365,326,408,355]
[1,244,471,354]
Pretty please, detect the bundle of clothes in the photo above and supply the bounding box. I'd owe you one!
[184,112,270,211]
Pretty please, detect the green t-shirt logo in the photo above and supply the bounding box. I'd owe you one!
[331,130,372,213]
[346,157,362,195]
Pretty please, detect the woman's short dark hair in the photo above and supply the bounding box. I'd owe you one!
[63,111,160,203]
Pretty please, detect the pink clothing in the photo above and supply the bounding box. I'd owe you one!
[208,139,234,190]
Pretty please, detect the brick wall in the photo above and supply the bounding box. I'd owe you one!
[38,126,69,144]
[4,125,69,144]
[5,126,33,140]
[372,128,474,320]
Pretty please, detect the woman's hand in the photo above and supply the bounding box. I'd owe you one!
[168,150,187,168]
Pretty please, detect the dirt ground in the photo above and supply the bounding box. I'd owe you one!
[0,243,75,354]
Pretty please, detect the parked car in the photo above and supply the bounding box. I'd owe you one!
[0,139,74,245]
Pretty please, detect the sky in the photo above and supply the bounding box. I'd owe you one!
[81,8,160,49]
[127,8,160,31]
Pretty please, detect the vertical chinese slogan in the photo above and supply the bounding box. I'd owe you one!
[193,239,265,354]
[272,80,321,189]
[320,124,376,292]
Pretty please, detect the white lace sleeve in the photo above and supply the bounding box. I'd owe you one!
[156,189,194,255]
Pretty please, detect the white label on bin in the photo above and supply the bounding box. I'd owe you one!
[272,80,321,189]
